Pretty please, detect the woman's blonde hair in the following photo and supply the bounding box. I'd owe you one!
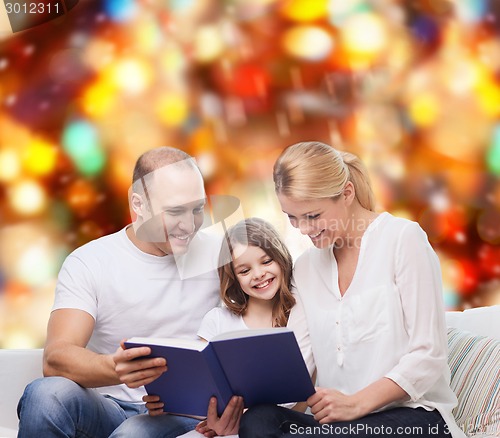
[273,141,375,211]
[218,217,295,328]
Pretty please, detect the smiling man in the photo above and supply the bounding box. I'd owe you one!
[17,147,223,438]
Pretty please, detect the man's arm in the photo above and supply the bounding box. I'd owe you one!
[43,308,121,388]
[44,308,168,389]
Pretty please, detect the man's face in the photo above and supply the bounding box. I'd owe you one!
[134,163,206,255]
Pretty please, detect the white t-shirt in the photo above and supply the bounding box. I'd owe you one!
[53,226,221,403]
[292,212,466,438]
[197,295,315,378]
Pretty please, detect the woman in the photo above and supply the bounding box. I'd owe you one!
[239,141,465,438]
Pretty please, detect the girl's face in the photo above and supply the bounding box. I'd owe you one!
[232,243,283,302]
[277,189,352,249]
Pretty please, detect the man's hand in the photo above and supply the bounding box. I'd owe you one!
[196,396,243,436]
[143,394,166,417]
[113,340,167,388]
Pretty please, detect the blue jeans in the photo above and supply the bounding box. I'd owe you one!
[239,405,451,438]
[109,413,200,438]
[17,377,198,438]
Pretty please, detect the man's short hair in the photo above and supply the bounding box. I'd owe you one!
[132,146,195,184]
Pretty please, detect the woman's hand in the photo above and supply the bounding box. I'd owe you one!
[143,394,165,417]
[307,387,362,424]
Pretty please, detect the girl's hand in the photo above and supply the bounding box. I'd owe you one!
[195,419,217,437]
[307,387,362,424]
[205,396,244,436]
[142,394,165,416]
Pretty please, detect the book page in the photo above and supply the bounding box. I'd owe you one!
[211,326,291,342]
[126,337,207,351]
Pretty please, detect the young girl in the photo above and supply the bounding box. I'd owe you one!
[144,217,315,436]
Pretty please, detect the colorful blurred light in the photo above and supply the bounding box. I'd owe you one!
[340,12,388,67]
[280,0,328,22]
[62,120,106,176]
[477,208,500,244]
[82,39,116,72]
[16,245,58,286]
[8,180,47,215]
[0,149,21,182]
[23,138,58,177]
[103,0,137,22]
[455,0,488,24]
[457,259,480,296]
[193,25,225,63]
[81,78,117,117]
[487,125,500,175]
[411,16,439,47]
[427,108,489,162]
[222,63,270,98]
[160,46,186,75]
[155,93,190,127]
[282,25,334,61]
[132,18,163,55]
[169,0,197,13]
[408,93,440,127]
[328,0,369,26]
[475,75,500,117]
[109,58,153,95]
[1,331,39,349]
[445,59,480,96]
[65,179,99,217]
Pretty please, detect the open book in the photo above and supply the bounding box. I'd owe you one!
[124,327,315,417]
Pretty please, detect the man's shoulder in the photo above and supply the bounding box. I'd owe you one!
[69,227,126,259]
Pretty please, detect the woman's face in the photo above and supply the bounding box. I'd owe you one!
[277,192,351,249]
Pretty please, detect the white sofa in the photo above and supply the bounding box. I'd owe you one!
[1,306,499,438]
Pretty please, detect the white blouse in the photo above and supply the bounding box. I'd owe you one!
[292,212,466,438]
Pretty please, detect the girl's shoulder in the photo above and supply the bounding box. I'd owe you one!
[203,305,242,323]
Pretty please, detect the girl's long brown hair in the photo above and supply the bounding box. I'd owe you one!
[218,217,295,327]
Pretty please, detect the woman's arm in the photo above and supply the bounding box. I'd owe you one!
[385,222,449,401]
[287,290,316,378]
[308,378,407,423]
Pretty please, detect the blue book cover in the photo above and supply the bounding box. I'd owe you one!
[124,327,315,417]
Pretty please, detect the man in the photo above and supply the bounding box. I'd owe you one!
[17,147,240,437]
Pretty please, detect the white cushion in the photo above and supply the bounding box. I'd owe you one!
[447,328,500,437]
[446,306,500,340]
[0,349,43,431]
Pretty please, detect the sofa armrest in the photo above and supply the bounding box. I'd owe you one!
[0,349,43,432]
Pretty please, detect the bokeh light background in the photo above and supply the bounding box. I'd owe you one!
[1,0,499,349]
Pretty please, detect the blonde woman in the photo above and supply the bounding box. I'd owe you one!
[239,142,465,438]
